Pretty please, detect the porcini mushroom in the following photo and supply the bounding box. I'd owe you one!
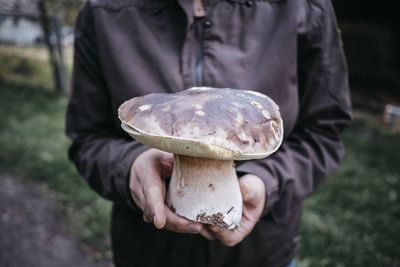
[118,87,283,229]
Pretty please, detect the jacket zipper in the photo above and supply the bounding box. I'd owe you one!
[194,17,203,86]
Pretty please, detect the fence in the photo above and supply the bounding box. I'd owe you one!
[0,0,72,92]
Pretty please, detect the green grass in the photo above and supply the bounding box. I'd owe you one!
[0,52,399,266]
[298,117,400,266]
[0,51,111,254]
[0,51,53,89]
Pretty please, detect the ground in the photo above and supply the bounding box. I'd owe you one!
[1,48,399,267]
[0,173,112,267]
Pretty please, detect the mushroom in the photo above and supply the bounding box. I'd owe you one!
[118,87,283,229]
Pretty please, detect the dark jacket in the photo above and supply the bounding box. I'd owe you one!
[66,0,352,266]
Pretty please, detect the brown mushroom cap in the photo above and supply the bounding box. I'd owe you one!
[118,87,283,160]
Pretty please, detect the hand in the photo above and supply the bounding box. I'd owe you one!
[200,174,266,246]
[130,149,203,234]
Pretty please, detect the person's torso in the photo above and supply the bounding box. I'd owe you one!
[88,0,317,140]
[88,0,314,265]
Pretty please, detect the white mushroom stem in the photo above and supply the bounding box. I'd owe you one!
[166,155,243,229]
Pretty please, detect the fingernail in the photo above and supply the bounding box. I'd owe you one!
[154,215,161,228]
[188,223,201,233]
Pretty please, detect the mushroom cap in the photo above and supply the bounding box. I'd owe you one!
[118,87,283,160]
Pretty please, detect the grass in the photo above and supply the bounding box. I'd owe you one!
[0,51,399,266]
[0,50,111,254]
[0,50,53,89]
[298,117,400,267]
[0,44,74,67]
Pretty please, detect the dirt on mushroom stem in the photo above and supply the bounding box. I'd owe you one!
[166,155,243,229]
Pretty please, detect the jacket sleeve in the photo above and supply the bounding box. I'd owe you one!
[235,0,352,222]
[66,3,148,210]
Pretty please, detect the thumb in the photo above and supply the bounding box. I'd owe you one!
[239,174,265,207]
[239,180,252,202]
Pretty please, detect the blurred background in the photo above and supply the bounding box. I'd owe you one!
[0,0,399,266]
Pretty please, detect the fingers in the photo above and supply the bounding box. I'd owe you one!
[130,178,145,210]
[140,201,203,234]
[200,226,216,240]
[208,225,246,247]
[239,174,266,225]
[137,157,166,228]
[130,149,171,229]
[143,183,166,229]
[164,207,203,234]
[239,174,265,209]
[159,154,174,178]
[142,205,203,234]
[131,149,203,234]
[143,213,151,223]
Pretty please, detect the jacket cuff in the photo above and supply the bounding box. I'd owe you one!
[236,162,279,217]
[114,144,150,211]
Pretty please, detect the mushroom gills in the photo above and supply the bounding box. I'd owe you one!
[167,155,243,229]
